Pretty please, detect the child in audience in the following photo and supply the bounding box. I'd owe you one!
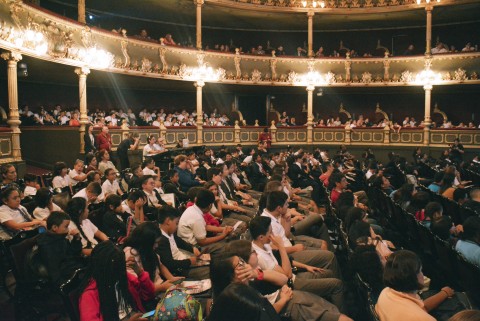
[102,168,123,197]
[103,194,133,241]
[23,173,39,197]
[33,187,62,220]
[37,211,85,285]
[423,202,463,241]
[66,197,108,256]
[52,161,71,191]
[78,241,153,321]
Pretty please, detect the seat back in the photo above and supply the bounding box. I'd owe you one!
[416,222,436,258]
[433,236,458,286]
[60,268,86,321]
[455,253,480,305]
[9,234,42,283]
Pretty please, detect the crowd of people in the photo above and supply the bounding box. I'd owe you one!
[0,135,479,320]
[18,105,232,127]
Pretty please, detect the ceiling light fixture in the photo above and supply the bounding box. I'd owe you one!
[302,0,319,8]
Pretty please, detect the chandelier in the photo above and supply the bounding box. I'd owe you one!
[415,69,442,88]
[11,28,48,55]
[77,46,114,69]
[296,70,326,89]
[416,0,441,4]
[181,63,223,84]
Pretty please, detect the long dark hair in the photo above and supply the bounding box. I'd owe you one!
[208,283,263,321]
[123,222,161,282]
[79,241,135,321]
[210,252,236,299]
[65,198,91,248]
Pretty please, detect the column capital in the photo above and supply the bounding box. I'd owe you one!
[194,0,205,6]
[194,80,205,88]
[307,10,315,17]
[306,85,315,92]
[425,5,433,12]
[75,67,90,76]
[1,51,22,62]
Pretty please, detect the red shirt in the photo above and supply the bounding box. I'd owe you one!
[96,132,112,151]
[79,271,155,321]
[331,189,342,205]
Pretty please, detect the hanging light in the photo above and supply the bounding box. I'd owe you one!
[78,46,114,69]
[295,70,326,88]
[415,69,442,88]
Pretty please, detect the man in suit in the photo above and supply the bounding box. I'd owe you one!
[249,153,269,191]
[157,206,210,280]
[288,153,323,207]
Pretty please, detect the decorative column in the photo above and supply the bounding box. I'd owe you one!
[78,0,86,24]
[270,121,277,144]
[307,10,314,58]
[306,85,314,144]
[75,67,90,154]
[1,51,22,161]
[195,0,204,50]
[423,83,432,146]
[195,81,204,144]
[425,5,433,55]
[234,120,241,144]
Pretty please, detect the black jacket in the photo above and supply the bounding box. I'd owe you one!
[163,182,189,204]
[37,232,84,285]
[84,133,96,154]
[156,231,194,276]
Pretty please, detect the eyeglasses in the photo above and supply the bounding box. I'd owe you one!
[235,257,246,269]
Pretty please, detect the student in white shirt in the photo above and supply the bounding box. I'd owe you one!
[177,189,232,249]
[142,157,159,178]
[52,161,71,191]
[33,187,62,220]
[249,216,345,310]
[66,197,108,256]
[23,173,39,197]
[101,168,123,197]
[261,191,342,278]
[157,206,210,280]
[69,159,93,187]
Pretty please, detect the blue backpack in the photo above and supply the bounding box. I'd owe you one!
[153,287,203,321]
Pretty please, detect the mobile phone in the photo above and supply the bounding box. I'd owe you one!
[142,310,155,318]
[171,278,183,285]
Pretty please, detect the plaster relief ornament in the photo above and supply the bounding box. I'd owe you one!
[471,72,478,80]
[287,71,298,84]
[325,71,336,84]
[454,68,467,81]
[361,72,372,84]
[400,70,413,83]
[443,72,451,81]
[251,69,262,83]
[141,58,152,72]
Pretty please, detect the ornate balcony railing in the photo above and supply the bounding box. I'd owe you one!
[0,1,478,88]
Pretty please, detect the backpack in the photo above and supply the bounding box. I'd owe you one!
[153,287,203,321]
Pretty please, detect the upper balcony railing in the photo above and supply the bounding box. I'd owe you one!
[0,1,479,87]
[205,0,467,13]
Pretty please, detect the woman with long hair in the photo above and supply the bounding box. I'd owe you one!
[123,221,183,294]
[65,197,108,256]
[78,241,152,321]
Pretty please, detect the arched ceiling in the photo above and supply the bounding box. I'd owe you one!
[40,0,480,32]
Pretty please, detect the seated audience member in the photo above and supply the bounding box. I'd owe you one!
[102,168,123,197]
[440,173,456,200]
[455,216,480,266]
[0,186,45,239]
[66,197,108,256]
[23,173,39,197]
[97,149,118,175]
[123,222,183,294]
[250,153,270,189]
[330,173,348,205]
[372,174,394,196]
[78,241,154,321]
[163,170,189,204]
[210,252,352,321]
[127,164,144,190]
[208,283,282,321]
[320,162,334,187]
[37,211,85,285]
[157,206,210,280]
[177,189,232,250]
[143,135,165,159]
[248,217,345,310]
[428,171,444,193]
[52,161,71,190]
[174,154,204,192]
[69,159,92,187]
[350,245,385,302]
[453,188,468,206]
[33,187,62,220]
[376,250,454,321]
[140,175,167,213]
[142,157,159,178]
[85,153,98,173]
[1,164,17,186]
[121,190,146,223]
[391,183,415,210]
[73,182,103,205]
[261,191,341,277]
[463,188,480,213]
[103,194,134,241]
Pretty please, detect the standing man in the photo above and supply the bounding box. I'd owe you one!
[117,133,140,170]
[96,126,112,152]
